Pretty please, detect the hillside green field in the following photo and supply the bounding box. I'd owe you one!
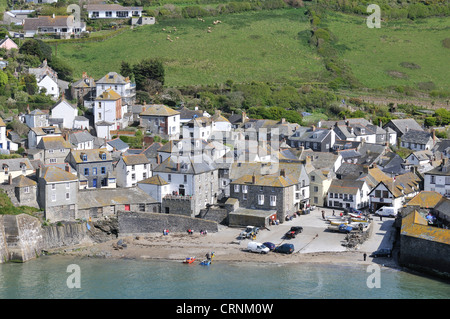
[55,8,325,87]
[54,7,450,91]
[326,12,450,91]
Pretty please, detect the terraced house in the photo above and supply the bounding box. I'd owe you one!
[66,148,116,189]
[230,169,298,222]
[116,154,151,188]
[140,104,180,140]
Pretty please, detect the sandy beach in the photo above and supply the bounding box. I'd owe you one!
[58,212,399,268]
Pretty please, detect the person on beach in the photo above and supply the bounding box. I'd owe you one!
[363,253,367,261]
[322,210,325,220]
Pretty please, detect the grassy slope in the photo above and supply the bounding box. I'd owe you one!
[55,8,325,87]
[327,12,450,91]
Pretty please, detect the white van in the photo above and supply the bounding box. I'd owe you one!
[375,206,397,217]
[247,242,270,254]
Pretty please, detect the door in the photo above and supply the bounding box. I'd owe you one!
[125,204,130,211]
[93,178,97,188]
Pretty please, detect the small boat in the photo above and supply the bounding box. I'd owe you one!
[200,259,211,266]
[183,257,196,264]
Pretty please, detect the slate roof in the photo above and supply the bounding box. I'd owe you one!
[77,187,156,211]
[401,129,434,144]
[69,131,94,145]
[140,104,179,117]
[176,106,204,121]
[107,138,129,151]
[425,159,450,176]
[121,154,150,166]
[70,148,111,163]
[24,16,80,30]
[384,119,423,135]
[328,179,365,195]
[11,175,36,187]
[138,174,169,186]
[96,72,130,85]
[37,136,72,150]
[30,126,61,136]
[40,166,78,183]
[0,158,33,171]
[96,88,121,100]
[230,173,298,188]
[406,191,444,208]
[153,154,216,175]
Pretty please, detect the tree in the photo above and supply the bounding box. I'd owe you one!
[120,61,133,78]
[133,58,165,91]
[0,71,8,87]
[22,74,38,95]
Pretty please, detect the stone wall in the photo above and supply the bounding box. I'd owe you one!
[118,211,218,235]
[198,207,228,225]
[0,214,94,263]
[399,235,450,279]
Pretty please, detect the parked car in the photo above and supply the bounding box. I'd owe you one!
[247,241,269,254]
[240,226,259,239]
[369,248,392,258]
[338,224,353,234]
[284,226,303,239]
[274,243,294,254]
[344,207,364,215]
[262,242,276,251]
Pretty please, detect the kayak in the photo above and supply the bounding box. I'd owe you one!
[183,257,196,264]
[200,259,211,266]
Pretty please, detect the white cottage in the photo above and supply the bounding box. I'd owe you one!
[50,99,78,129]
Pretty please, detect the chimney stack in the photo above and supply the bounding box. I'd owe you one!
[252,174,256,184]
[8,173,12,185]
[242,111,246,124]
[280,169,285,177]
[65,163,70,173]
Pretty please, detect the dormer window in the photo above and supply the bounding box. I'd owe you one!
[101,152,106,160]
[81,153,88,162]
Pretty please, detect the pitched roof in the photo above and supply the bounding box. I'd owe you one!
[70,148,111,163]
[121,154,150,166]
[77,187,156,210]
[140,104,180,117]
[138,174,169,186]
[0,158,33,171]
[401,129,434,144]
[11,175,36,187]
[373,172,422,198]
[37,136,72,150]
[96,72,130,85]
[328,179,365,195]
[406,191,444,209]
[230,173,298,188]
[85,4,143,11]
[96,88,121,100]
[153,154,216,175]
[40,166,78,183]
[23,15,85,30]
[384,119,423,135]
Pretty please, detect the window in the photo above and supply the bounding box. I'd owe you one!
[314,186,319,193]
[270,195,276,206]
[101,167,106,175]
[242,185,248,193]
[101,153,106,160]
[143,173,147,179]
[243,193,247,200]
[184,175,187,183]
[314,197,318,204]
[329,193,333,198]
[51,194,56,202]
[431,175,435,184]
[49,158,56,163]
[82,154,88,162]
[66,183,70,189]
[258,194,264,205]
[139,204,145,212]
[131,165,135,171]
[84,168,89,176]
[93,168,97,175]
[51,184,56,190]
[24,186,30,194]
[311,175,315,182]
[66,192,70,200]
[234,184,240,193]
[168,174,171,182]
[131,173,136,180]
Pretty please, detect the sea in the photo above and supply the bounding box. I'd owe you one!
[0,255,449,300]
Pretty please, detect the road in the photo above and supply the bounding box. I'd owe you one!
[234,207,397,255]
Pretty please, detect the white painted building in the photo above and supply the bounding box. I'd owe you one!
[327,179,370,210]
[137,175,170,203]
[50,99,78,129]
[0,117,18,153]
[38,75,59,99]
[94,88,128,134]
[424,159,450,197]
[116,154,151,188]
[85,4,143,19]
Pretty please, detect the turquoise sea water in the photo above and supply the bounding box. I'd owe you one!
[0,255,449,299]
